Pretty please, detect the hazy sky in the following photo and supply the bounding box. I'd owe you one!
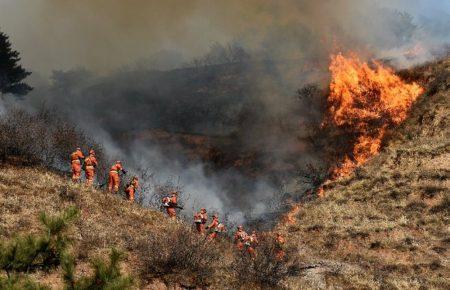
[0,0,448,76]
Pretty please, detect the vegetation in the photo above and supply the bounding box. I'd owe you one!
[0,33,447,289]
[62,248,133,290]
[0,208,133,289]
[138,224,225,286]
[0,30,32,97]
[0,107,104,171]
[279,57,449,289]
[0,207,78,276]
[232,234,300,288]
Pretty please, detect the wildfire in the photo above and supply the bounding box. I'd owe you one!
[283,53,423,225]
[283,204,301,224]
[327,53,424,178]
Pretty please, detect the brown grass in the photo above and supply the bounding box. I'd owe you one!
[1,57,449,289]
[277,57,450,289]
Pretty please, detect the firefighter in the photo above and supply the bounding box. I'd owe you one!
[70,147,85,183]
[194,208,208,234]
[274,232,286,260]
[162,191,180,219]
[206,214,226,240]
[125,176,139,202]
[84,149,98,186]
[108,161,126,193]
[234,225,248,251]
[245,231,259,258]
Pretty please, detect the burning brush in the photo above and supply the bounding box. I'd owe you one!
[325,53,424,179]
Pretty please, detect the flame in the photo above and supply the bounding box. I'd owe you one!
[327,53,423,178]
[282,53,423,224]
[283,204,301,224]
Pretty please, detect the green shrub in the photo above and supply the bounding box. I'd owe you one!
[0,274,49,290]
[0,207,79,276]
[62,248,133,290]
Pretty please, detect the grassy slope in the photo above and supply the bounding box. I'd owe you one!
[278,58,449,289]
[0,58,448,289]
[0,166,185,288]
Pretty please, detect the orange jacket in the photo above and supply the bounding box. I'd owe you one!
[84,155,98,168]
[71,150,84,162]
[110,163,124,174]
[249,234,259,247]
[126,178,138,189]
[207,217,219,230]
[234,230,248,243]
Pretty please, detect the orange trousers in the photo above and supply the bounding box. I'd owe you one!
[275,249,285,260]
[246,246,256,258]
[195,223,205,234]
[208,232,218,240]
[126,187,135,201]
[108,172,120,193]
[71,161,82,182]
[85,166,95,186]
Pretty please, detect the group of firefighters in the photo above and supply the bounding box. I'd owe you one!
[70,147,138,201]
[70,147,286,259]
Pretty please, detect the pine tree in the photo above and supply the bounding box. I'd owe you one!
[62,248,134,290]
[0,31,32,98]
[0,207,79,276]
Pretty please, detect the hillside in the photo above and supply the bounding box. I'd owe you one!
[277,57,449,289]
[0,57,448,289]
[0,166,237,289]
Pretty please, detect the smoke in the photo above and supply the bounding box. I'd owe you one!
[0,0,447,75]
[2,0,449,223]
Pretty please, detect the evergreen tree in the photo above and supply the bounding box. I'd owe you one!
[0,207,79,276]
[62,248,134,290]
[0,31,32,98]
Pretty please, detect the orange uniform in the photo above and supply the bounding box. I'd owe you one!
[125,177,139,201]
[194,209,208,234]
[108,161,125,193]
[84,151,98,186]
[162,192,178,218]
[245,232,259,258]
[206,215,225,240]
[70,148,85,183]
[274,233,286,260]
[234,227,248,250]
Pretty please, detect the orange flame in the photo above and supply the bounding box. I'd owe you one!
[327,53,423,178]
[283,53,423,224]
[283,204,301,224]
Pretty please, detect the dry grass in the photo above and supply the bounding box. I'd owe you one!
[278,58,450,289]
[1,57,449,289]
[0,165,180,288]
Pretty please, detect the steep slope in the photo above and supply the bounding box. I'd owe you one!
[0,166,234,289]
[1,57,448,289]
[279,58,449,289]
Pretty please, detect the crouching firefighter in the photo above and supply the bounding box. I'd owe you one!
[84,149,98,186]
[193,208,208,234]
[125,176,139,202]
[108,161,127,193]
[162,191,182,219]
[70,147,85,183]
[206,214,226,240]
